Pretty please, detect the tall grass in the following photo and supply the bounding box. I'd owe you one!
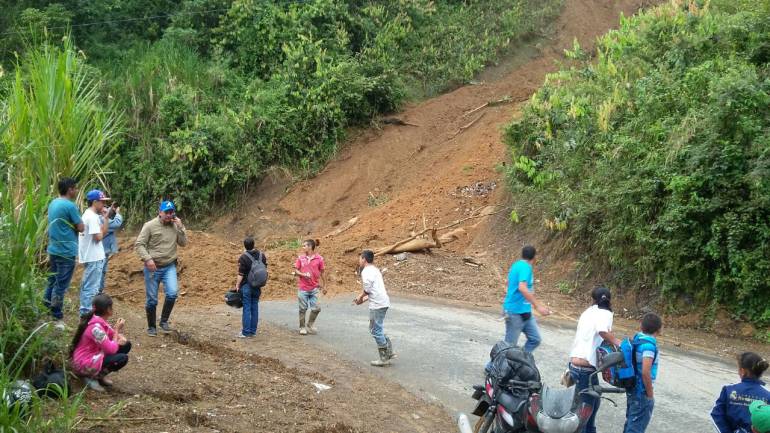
[0,37,121,430]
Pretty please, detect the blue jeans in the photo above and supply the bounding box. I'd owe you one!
[99,254,113,293]
[241,283,261,336]
[623,392,655,433]
[570,363,600,433]
[143,263,178,308]
[43,255,77,319]
[297,288,320,312]
[369,307,388,348]
[504,312,541,352]
[79,260,105,316]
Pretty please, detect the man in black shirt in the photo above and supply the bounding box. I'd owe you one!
[234,237,267,338]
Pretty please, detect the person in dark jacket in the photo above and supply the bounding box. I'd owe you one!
[711,352,770,433]
[234,237,267,338]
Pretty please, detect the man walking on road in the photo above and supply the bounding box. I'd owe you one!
[77,189,110,317]
[353,250,396,367]
[502,245,551,352]
[44,178,85,328]
[135,200,188,336]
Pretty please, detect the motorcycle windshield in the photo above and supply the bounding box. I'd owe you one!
[536,411,580,433]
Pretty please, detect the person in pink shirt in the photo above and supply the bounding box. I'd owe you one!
[70,293,131,392]
[293,239,326,335]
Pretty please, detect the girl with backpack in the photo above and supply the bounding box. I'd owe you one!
[711,352,770,433]
[567,287,622,433]
[70,293,130,392]
[235,236,268,338]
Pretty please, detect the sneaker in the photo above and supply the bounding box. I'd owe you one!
[306,326,317,335]
[299,327,308,335]
[236,333,249,339]
[85,378,105,392]
[159,322,172,333]
[98,376,114,387]
[52,320,67,331]
[147,327,158,337]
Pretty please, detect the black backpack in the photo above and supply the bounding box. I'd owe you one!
[246,251,268,288]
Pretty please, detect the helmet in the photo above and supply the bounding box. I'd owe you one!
[224,290,242,308]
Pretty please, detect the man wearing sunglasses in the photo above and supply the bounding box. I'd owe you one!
[135,200,188,336]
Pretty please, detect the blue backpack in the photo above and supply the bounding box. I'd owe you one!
[597,335,657,390]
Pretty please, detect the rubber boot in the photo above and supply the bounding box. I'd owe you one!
[371,347,391,367]
[307,309,320,335]
[146,306,157,337]
[385,337,397,360]
[159,298,175,333]
[299,311,307,335]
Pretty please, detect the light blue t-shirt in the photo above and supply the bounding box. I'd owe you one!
[503,260,534,313]
[47,197,82,258]
[633,332,659,395]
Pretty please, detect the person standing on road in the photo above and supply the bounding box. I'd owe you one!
[99,202,123,294]
[353,250,395,367]
[711,352,770,433]
[623,313,662,433]
[77,190,111,318]
[135,200,188,336]
[568,287,622,433]
[501,245,551,352]
[234,237,268,338]
[44,178,85,329]
[293,239,326,335]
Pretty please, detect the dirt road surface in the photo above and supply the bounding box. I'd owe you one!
[259,295,734,433]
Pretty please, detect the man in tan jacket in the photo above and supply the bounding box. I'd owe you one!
[135,200,188,336]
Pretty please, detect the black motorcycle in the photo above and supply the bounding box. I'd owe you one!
[458,342,626,433]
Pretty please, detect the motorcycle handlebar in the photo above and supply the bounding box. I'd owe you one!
[591,386,626,394]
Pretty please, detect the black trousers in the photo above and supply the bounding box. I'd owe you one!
[102,341,131,373]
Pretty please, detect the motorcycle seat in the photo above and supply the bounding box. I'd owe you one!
[540,384,576,418]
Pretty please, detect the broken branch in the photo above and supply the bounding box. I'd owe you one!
[463,96,513,117]
[451,112,486,138]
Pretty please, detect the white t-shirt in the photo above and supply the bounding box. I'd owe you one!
[568,305,613,368]
[361,265,390,310]
[78,208,105,263]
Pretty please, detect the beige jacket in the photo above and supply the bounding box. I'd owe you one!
[135,217,188,267]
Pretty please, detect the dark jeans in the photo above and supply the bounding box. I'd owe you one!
[241,283,261,336]
[623,391,655,433]
[569,363,600,433]
[43,255,77,320]
[102,342,131,373]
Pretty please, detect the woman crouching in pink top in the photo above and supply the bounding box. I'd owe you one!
[70,293,131,391]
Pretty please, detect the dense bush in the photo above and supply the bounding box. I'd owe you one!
[505,1,770,325]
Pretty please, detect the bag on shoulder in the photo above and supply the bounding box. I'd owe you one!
[597,334,658,390]
[246,251,268,288]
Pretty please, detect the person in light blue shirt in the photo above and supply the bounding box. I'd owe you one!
[624,312,663,433]
[99,202,124,293]
[502,245,551,352]
[44,178,85,326]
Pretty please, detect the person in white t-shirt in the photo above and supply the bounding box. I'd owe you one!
[77,190,110,317]
[353,250,395,367]
[567,287,622,433]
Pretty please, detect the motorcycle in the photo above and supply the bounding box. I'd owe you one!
[458,343,626,433]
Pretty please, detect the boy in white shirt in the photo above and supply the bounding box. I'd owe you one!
[353,250,396,367]
[78,190,110,317]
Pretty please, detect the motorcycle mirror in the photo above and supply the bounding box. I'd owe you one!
[597,352,624,370]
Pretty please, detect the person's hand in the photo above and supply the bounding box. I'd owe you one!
[173,217,184,229]
[536,305,552,316]
[234,285,240,292]
[116,318,125,332]
[116,334,127,345]
[145,259,157,272]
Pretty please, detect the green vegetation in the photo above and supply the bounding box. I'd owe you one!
[0,39,120,430]
[506,0,770,325]
[2,0,562,220]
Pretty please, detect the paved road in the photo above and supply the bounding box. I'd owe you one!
[261,295,733,433]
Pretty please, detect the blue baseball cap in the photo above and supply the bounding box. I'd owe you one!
[159,200,176,212]
[86,189,110,201]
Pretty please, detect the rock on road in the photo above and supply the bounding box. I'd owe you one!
[261,295,733,433]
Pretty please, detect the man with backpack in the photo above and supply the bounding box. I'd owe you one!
[234,237,268,338]
[622,312,663,433]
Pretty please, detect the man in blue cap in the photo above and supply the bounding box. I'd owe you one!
[135,200,188,336]
[77,189,111,317]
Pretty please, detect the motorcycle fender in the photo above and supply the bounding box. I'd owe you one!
[471,398,490,417]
